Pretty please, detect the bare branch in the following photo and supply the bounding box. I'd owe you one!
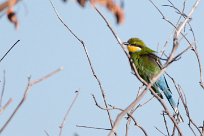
[76,125,111,131]
[162,112,170,136]
[126,108,148,136]
[0,70,6,107]
[49,0,115,132]
[177,85,202,135]
[155,126,167,136]
[44,130,50,136]
[0,98,12,114]
[148,0,200,62]
[0,40,20,63]
[92,94,114,110]
[0,67,63,134]
[59,90,80,136]
[94,7,128,56]
[202,121,204,136]
[174,0,201,39]
[192,46,204,89]
[93,93,148,136]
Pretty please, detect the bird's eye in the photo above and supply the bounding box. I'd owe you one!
[127,45,142,53]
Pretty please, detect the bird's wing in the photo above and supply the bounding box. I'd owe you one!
[148,53,173,94]
[136,53,164,98]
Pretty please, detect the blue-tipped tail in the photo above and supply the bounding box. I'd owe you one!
[156,75,183,123]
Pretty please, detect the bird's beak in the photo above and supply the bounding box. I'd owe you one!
[123,42,129,45]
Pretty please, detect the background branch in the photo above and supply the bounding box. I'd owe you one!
[0,67,63,134]
[59,90,80,136]
[49,0,115,132]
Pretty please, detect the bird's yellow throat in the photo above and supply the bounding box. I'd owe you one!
[127,45,141,53]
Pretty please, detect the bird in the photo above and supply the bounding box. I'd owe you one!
[123,37,183,122]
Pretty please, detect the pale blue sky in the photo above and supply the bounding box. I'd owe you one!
[0,0,204,136]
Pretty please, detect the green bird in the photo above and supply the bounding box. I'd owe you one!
[124,37,183,122]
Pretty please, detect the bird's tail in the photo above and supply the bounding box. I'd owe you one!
[163,89,183,123]
[157,76,183,123]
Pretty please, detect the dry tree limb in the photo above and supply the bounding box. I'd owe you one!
[49,0,115,132]
[92,93,148,136]
[0,67,63,134]
[58,91,80,136]
[108,104,148,136]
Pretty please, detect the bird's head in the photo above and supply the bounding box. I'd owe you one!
[123,37,155,54]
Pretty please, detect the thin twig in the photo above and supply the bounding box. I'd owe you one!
[177,85,202,135]
[155,126,167,136]
[49,0,115,131]
[167,58,202,136]
[148,0,197,59]
[192,46,204,89]
[59,90,80,136]
[92,94,114,110]
[76,125,111,131]
[0,98,12,114]
[44,130,50,136]
[94,7,128,56]
[202,121,204,136]
[93,94,148,136]
[0,70,6,107]
[162,112,170,136]
[135,96,154,110]
[0,67,63,134]
[126,108,148,136]
[0,40,20,63]
[172,125,176,136]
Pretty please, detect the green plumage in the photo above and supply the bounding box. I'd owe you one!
[127,38,163,98]
[124,37,183,122]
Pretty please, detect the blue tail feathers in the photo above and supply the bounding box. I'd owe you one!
[155,75,177,111]
[155,75,183,122]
